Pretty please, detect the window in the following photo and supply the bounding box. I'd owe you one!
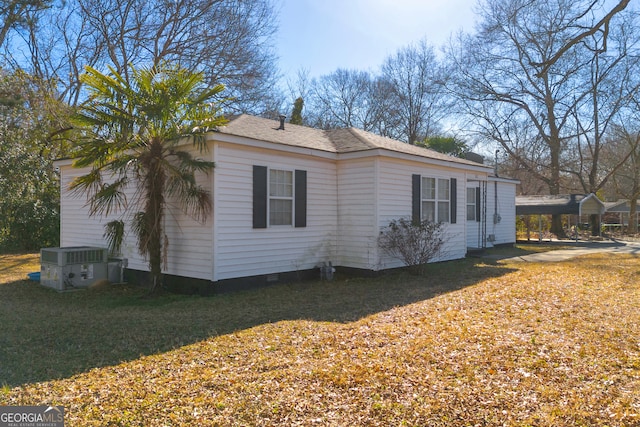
[467,187,477,221]
[269,169,293,225]
[253,166,307,229]
[421,177,449,222]
[413,175,456,224]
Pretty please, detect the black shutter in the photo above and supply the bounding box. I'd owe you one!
[294,170,307,228]
[475,186,481,223]
[450,178,457,224]
[253,165,267,228]
[412,174,421,224]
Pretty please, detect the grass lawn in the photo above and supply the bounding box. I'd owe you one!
[0,247,639,426]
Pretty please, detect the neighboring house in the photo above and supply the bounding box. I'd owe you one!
[56,114,518,291]
[604,199,640,227]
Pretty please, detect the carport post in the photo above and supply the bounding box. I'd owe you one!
[599,213,602,237]
[539,214,542,242]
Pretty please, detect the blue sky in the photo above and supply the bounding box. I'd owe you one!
[276,0,479,80]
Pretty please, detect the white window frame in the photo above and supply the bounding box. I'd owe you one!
[467,187,477,221]
[268,168,294,226]
[421,177,450,223]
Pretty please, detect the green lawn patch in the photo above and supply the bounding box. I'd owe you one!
[1,252,638,426]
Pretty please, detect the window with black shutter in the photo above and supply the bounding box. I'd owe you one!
[412,175,456,223]
[253,166,307,228]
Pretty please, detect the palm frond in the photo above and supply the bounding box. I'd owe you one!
[165,171,212,222]
[184,185,212,223]
[69,168,102,198]
[169,150,215,173]
[131,211,150,257]
[103,220,125,256]
[88,177,129,217]
[71,62,226,292]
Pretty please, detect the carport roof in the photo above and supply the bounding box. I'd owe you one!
[516,194,605,216]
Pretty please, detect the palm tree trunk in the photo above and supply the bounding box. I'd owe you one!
[146,140,166,294]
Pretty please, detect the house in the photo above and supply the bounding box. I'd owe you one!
[55,114,518,291]
[604,199,640,228]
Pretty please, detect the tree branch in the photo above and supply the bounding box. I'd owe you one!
[532,0,630,77]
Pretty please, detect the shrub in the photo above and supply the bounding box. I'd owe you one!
[378,218,445,275]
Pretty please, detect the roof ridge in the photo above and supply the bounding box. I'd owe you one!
[215,114,492,169]
[345,127,377,150]
[344,126,485,164]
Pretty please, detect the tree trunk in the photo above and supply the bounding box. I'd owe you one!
[590,213,600,237]
[629,199,638,234]
[547,108,566,239]
[146,140,166,294]
[550,214,566,238]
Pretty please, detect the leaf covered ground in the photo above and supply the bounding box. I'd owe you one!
[1,252,639,426]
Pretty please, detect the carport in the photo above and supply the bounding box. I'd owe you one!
[515,194,606,240]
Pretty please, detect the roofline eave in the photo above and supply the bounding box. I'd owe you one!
[337,148,494,173]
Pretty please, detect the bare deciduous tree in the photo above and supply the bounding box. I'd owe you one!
[4,0,280,112]
[604,125,640,233]
[530,0,631,76]
[381,39,450,144]
[0,0,51,47]
[308,68,382,131]
[448,0,640,236]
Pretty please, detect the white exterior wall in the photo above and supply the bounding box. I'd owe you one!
[59,163,152,272]
[376,157,471,269]
[59,157,215,280]
[487,179,517,245]
[466,178,517,249]
[59,164,115,249]
[58,140,514,283]
[335,157,378,270]
[212,142,337,282]
[159,176,214,281]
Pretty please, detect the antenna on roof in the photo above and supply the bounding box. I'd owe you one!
[277,115,286,130]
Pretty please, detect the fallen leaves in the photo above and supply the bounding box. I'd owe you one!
[1,253,639,425]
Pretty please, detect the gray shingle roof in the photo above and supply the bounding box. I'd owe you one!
[215,114,488,168]
[216,114,335,152]
[605,199,639,213]
[516,194,605,215]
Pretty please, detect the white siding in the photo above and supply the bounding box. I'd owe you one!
[212,142,337,281]
[157,165,214,280]
[60,164,150,273]
[59,139,515,283]
[376,158,470,269]
[336,158,378,270]
[488,179,517,245]
[60,166,115,249]
[466,178,517,249]
[59,153,215,281]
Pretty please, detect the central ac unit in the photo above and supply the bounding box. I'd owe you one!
[40,246,109,291]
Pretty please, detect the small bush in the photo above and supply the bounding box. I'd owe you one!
[378,218,445,275]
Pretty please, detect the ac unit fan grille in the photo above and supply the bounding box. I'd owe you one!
[40,247,108,266]
[66,249,105,264]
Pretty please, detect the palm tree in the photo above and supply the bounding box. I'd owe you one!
[70,63,226,293]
